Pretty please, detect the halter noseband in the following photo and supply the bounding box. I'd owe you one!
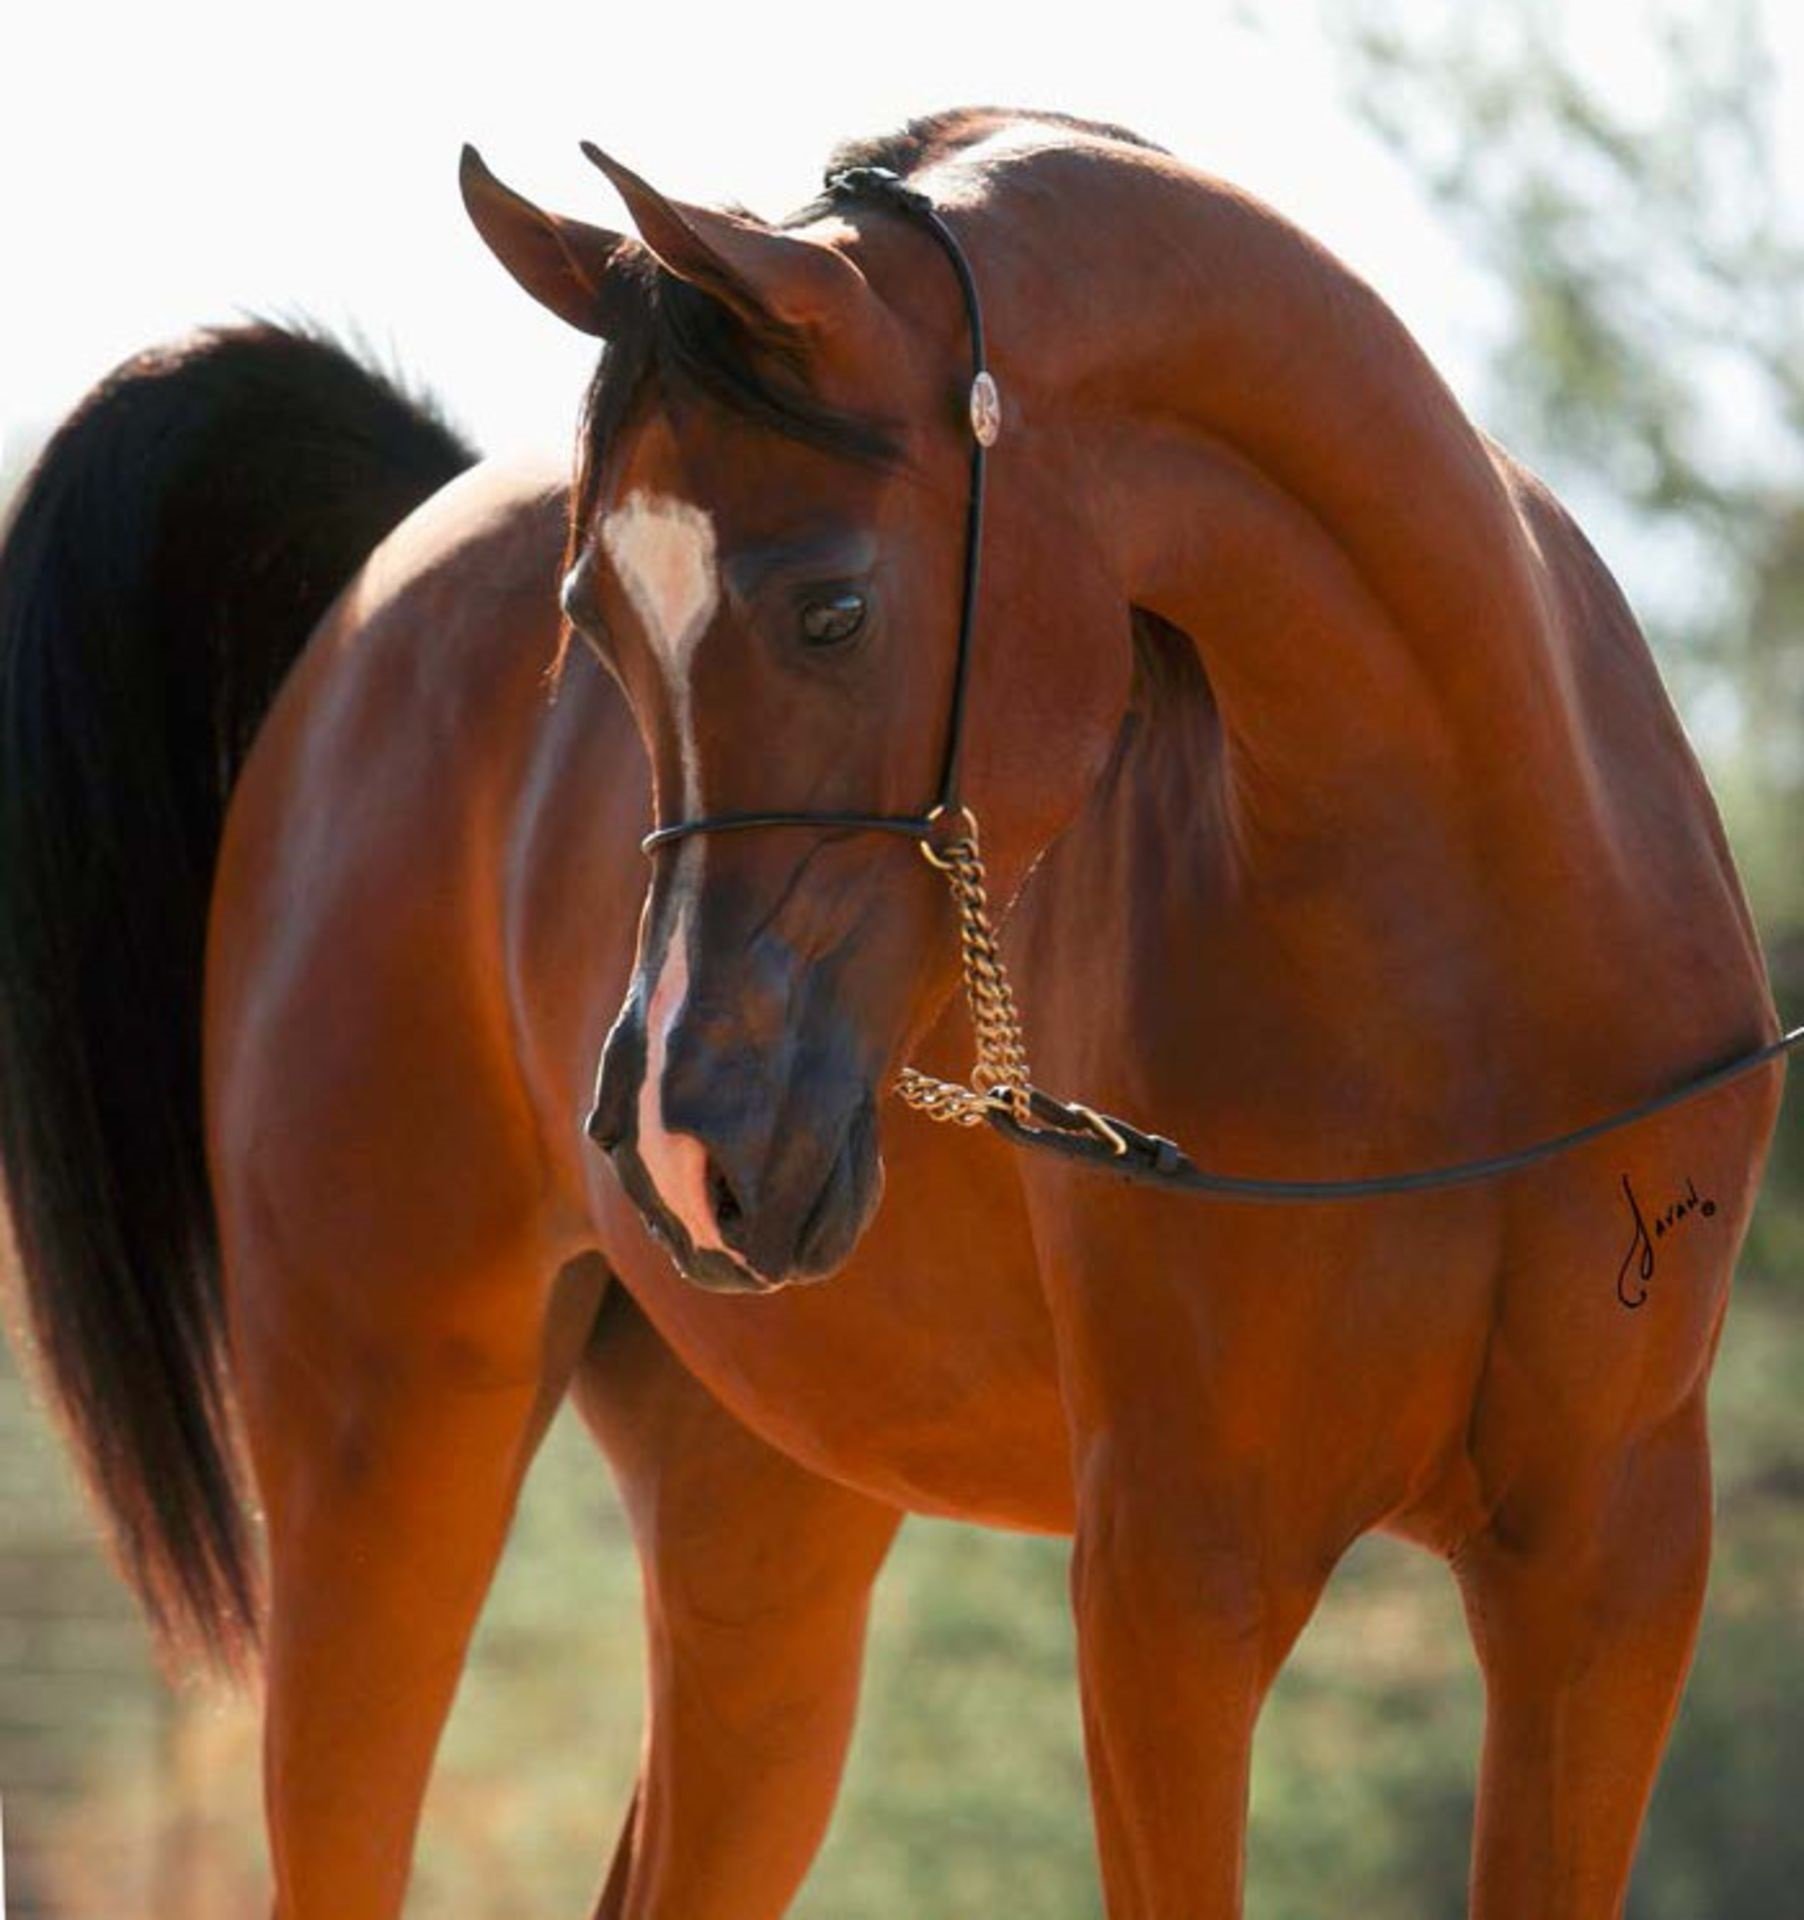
[638,166,996,859]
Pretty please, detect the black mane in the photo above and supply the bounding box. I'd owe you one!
[809,104,1165,205]
[571,246,896,544]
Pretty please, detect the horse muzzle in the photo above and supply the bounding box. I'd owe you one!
[587,936,886,1292]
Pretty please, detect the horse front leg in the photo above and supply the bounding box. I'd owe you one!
[1042,1246,1336,1919]
[573,1286,901,1920]
[233,1220,603,1920]
[1456,1391,1713,1918]
[1069,1424,1332,1919]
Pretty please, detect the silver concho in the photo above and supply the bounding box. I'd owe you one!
[969,371,1002,447]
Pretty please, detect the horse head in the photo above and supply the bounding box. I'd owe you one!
[462,134,1133,1290]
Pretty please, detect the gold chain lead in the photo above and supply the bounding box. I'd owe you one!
[895,809,1036,1129]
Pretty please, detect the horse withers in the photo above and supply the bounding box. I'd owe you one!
[0,107,1783,1918]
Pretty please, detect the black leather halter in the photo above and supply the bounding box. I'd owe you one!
[639,166,993,859]
[622,166,1804,1201]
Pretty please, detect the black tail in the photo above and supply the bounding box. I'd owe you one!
[0,324,477,1667]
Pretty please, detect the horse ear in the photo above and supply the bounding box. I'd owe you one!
[580,142,865,337]
[459,145,636,338]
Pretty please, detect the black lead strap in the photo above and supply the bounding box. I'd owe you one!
[997,1028,1804,1200]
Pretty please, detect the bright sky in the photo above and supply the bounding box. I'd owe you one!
[2,0,1490,471]
[4,0,1798,480]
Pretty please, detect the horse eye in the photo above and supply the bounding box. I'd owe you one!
[798,591,867,648]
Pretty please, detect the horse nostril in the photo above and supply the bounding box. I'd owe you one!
[707,1158,746,1244]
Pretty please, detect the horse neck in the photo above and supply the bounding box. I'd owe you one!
[973,148,1596,863]
[975,148,1639,1095]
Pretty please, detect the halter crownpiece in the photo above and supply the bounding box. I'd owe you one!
[823,168,1003,450]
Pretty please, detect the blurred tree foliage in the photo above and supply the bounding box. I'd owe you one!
[1333,0,1804,954]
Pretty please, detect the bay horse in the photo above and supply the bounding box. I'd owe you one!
[0,106,1786,1918]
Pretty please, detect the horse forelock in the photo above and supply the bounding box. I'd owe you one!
[568,242,901,563]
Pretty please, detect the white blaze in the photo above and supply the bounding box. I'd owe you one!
[603,492,730,1253]
[635,914,727,1255]
[601,489,719,811]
